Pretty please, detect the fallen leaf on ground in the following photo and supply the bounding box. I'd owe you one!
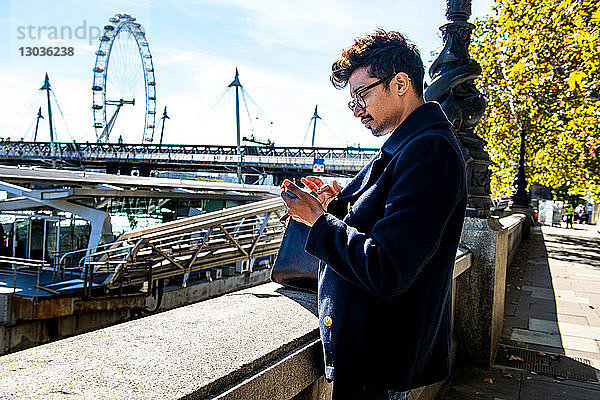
[516,286,521,290]
[482,378,494,384]
[537,352,546,356]
[509,355,525,362]
[530,371,538,375]
[511,301,517,305]
[504,373,513,378]
[555,375,566,381]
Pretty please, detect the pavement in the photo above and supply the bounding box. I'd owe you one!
[439,222,600,399]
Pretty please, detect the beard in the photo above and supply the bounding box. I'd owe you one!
[370,116,396,137]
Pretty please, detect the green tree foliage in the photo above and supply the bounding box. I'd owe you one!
[470,0,600,201]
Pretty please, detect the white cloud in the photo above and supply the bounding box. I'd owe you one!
[153,46,381,148]
[0,0,493,149]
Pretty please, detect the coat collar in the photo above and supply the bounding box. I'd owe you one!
[333,102,451,203]
[381,101,451,157]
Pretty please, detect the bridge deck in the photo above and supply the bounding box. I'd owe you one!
[0,141,378,175]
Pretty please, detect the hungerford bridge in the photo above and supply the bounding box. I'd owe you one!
[0,140,378,183]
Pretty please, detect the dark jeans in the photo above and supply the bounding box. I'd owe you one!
[566,214,573,228]
[332,382,408,400]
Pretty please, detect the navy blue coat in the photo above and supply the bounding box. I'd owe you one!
[305,102,467,391]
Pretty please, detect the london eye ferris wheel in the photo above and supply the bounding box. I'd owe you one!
[91,14,156,143]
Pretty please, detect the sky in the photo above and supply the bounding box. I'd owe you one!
[0,0,494,149]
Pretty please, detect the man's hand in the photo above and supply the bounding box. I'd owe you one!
[281,179,325,226]
[300,176,343,211]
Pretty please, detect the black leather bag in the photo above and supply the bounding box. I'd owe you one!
[271,218,319,293]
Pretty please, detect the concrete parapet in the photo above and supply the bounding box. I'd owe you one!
[455,215,526,366]
[505,206,532,238]
[0,251,475,400]
[0,283,319,399]
[503,213,527,267]
[215,338,327,400]
[0,228,530,400]
[1,269,271,355]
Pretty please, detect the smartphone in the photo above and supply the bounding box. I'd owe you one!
[284,189,317,199]
[284,190,298,198]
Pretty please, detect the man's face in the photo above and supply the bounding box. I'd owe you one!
[348,67,404,137]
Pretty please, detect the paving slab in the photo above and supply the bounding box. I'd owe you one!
[510,328,599,353]
[438,365,520,400]
[529,318,600,339]
[440,365,600,400]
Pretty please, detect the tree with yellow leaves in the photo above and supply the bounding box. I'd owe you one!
[471,0,600,201]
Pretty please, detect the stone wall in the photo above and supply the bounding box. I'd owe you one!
[0,215,527,400]
[454,214,527,366]
[1,268,271,355]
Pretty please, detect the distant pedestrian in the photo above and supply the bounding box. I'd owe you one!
[565,203,574,228]
[577,204,588,224]
[575,205,583,223]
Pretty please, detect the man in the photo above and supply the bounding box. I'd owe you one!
[281,30,467,399]
[565,203,574,228]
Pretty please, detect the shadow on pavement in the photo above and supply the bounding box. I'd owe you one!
[438,225,600,399]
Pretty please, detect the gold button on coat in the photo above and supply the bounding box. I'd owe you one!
[323,316,332,327]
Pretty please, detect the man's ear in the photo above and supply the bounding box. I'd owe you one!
[394,72,410,96]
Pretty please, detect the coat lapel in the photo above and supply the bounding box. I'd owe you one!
[336,150,383,202]
[329,102,452,211]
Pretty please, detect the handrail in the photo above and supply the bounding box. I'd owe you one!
[56,197,287,296]
[118,197,284,240]
[58,239,134,266]
[0,141,378,174]
[0,255,46,268]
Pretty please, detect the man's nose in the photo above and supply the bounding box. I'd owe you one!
[353,104,365,118]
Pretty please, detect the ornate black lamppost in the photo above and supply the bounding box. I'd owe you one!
[425,0,491,218]
[508,128,531,208]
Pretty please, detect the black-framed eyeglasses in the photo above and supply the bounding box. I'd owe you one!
[347,77,392,111]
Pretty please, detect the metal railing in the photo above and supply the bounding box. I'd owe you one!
[0,255,46,269]
[59,197,287,297]
[0,256,51,301]
[0,140,378,173]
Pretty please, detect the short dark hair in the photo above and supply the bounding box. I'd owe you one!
[331,29,425,98]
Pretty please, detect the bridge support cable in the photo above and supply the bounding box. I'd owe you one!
[32,108,44,142]
[48,87,76,143]
[228,68,243,183]
[310,105,321,147]
[40,74,56,168]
